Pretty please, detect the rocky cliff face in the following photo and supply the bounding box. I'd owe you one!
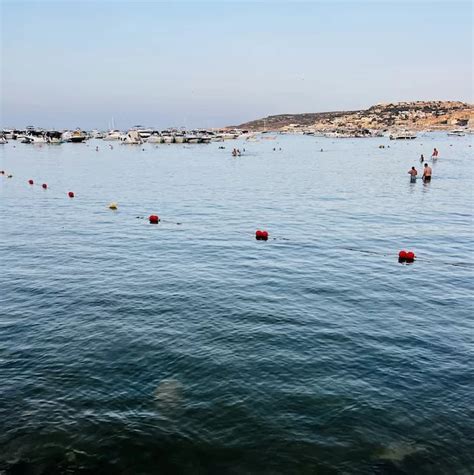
[236,101,473,133]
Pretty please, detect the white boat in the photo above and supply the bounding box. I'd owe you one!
[185,135,200,144]
[162,135,174,144]
[121,130,143,144]
[222,132,239,140]
[174,133,186,143]
[2,129,13,139]
[68,130,87,143]
[45,131,63,144]
[389,131,417,140]
[130,126,153,140]
[147,134,163,144]
[29,134,47,144]
[103,130,124,141]
[91,129,105,139]
[447,130,465,137]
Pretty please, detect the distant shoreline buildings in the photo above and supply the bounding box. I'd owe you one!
[1,101,473,143]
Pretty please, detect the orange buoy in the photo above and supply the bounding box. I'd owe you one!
[28,179,34,185]
[68,191,75,198]
[42,183,48,189]
[149,215,160,224]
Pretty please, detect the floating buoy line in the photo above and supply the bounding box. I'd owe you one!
[1,170,470,267]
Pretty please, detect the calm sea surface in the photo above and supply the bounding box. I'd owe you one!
[0,134,473,474]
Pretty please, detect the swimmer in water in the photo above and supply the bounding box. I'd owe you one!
[420,154,424,163]
[408,166,418,183]
[432,148,439,159]
[423,163,432,182]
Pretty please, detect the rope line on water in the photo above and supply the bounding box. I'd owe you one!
[1,170,472,267]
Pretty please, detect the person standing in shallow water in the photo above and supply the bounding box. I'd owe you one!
[420,154,424,163]
[423,163,432,182]
[408,166,418,182]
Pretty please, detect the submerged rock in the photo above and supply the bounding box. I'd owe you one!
[153,379,183,409]
[374,442,426,463]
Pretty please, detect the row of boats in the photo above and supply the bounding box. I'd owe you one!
[0,126,246,145]
[302,129,468,139]
[389,129,467,139]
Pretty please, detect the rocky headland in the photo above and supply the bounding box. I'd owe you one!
[236,101,473,136]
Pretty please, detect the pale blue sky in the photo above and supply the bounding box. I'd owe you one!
[1,0,472,129]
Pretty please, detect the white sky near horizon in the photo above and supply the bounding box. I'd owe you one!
[1,0,472,129]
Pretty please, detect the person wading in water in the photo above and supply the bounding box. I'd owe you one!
[423,163,432,182]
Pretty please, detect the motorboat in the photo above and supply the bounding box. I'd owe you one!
[147,133,163,144]
[185,134,200,144]
[46,131,63,144]
[91,129,105,139]
[68,130,87,143]
[121,130,143,144]
[389,131,417,140]
[130,126,153,140]
[103,130,124,141]
[447,130,465,137]
[174,132,186,143]
[2,129,14,139]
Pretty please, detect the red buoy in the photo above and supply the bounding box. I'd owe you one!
[256,230,269,241]
[398,250,407,260]
[68,191,75,198]
[28,179,34,185]
[406,251,415,262]
[42,183,48,189]
[149,215,160,224]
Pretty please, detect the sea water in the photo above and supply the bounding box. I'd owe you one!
[0,133,473,473]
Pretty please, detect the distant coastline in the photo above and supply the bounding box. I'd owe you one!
[233,101,474,137]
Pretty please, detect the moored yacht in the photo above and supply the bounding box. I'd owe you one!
[2,129,14,139]
[147,133,163,144]
[389,131,417,140]
[447,129,466,137]
[121,130,143,144]
[103,130,124,141]
[67,130,87,143]
[130,126,153,140]
[46,131,63,144]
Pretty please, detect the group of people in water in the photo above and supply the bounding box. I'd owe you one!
[408,148,438,183]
